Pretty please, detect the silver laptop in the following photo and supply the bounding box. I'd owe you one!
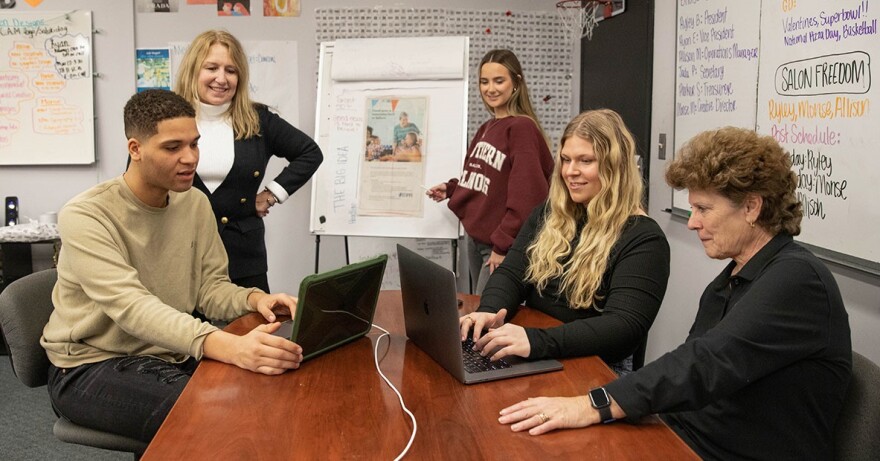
[397,244,562,384]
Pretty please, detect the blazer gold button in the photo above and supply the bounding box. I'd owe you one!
[221,217,229,224]
[253,171,260,177]
[240,198,247,203]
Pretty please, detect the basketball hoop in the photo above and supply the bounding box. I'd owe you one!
[556,0,603,42]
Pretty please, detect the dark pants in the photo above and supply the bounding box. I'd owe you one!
[47,356,198,443]
[466,235,492,295]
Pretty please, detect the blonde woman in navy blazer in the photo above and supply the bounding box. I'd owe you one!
[176,30,322,291]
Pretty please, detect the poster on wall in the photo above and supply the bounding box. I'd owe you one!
[136,0,180,13]
[358,96,427,217]
[136,48,171,92]
[0,10,95,165]
[217,0,249,16]
[263,0,300,17]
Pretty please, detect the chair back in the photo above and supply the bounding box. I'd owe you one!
[0,269,57,388]
[834,351,880,460]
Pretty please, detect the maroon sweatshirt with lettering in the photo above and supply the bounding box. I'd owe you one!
[445,116,553,255]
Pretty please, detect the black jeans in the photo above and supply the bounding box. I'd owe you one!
[47,356,198,443]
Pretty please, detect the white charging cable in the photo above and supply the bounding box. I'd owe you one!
[371,323,417,460]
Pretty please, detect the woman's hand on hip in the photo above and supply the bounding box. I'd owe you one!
[255,189,277,218]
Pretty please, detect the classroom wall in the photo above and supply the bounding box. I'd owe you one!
[646,4,880,365]
[0,0,566,294]
[138,0,568,295]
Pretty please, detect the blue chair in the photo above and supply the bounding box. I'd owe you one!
[0,269,147,459]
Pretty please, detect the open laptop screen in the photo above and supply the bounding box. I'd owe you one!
[275,255,387,360]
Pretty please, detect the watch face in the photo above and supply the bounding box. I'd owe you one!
[590,388,611,408]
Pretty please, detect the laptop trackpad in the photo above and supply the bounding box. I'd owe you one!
[271,319,294,340]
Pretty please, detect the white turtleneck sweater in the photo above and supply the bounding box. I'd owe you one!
[196,102,235,193]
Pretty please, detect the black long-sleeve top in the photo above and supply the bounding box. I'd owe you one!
[476,203,670,366]
[193,105,323,280]
[605,234,852,460]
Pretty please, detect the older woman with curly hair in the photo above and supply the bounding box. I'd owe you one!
[461,109,670,375]
[496,127,852,461]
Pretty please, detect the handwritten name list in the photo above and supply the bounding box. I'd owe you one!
[676,1,759,118]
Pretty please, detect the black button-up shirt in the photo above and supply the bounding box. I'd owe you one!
[606,234,851,460]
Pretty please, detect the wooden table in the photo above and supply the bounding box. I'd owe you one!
[143,292,697,460]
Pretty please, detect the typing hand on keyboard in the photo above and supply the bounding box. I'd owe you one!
[459,308,508,342]
[472,322,531,362]
[461,338,511,373]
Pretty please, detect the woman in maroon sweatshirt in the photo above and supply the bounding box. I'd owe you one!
[427,49,553,294]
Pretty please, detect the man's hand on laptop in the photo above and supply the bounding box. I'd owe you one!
[460,309,507,343]
[248,291,298,323]
[203,325,304,375]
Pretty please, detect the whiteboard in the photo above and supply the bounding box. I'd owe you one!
[673,0,880,273]
[672,1,761,211]
[309,38,468,239]
[0,10,95,165]
[756,0,879,270]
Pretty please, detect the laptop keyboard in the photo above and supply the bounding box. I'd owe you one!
[461,338,512,373]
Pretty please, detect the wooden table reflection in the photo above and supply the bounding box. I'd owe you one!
[143,292,697,460]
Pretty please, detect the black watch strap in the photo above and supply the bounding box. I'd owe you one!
[596,403,613,424]
[589,387,615,424]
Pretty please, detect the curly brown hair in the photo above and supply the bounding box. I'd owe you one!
[666,127,802,236]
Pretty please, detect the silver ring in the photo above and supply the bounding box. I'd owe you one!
[537,412,549,424]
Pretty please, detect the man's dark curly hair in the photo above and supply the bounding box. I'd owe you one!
[123,89,195,140]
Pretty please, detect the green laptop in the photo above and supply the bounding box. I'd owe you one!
[273,254,387,361]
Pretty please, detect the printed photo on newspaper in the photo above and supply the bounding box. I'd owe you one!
[359,96,428,217]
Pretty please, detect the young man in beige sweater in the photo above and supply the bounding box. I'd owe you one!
[40,89,303,443]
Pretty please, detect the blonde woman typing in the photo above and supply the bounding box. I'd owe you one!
[461,109,670,374]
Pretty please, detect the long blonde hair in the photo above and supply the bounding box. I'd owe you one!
[525,109,644,309]
[175,30,260,139]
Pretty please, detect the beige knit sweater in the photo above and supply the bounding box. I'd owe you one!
[41,175,258,368]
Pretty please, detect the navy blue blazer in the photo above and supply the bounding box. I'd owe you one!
[193,104,323,280]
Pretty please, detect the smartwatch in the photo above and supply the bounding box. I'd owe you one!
[589,387,615,424]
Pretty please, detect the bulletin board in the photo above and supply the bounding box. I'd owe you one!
[309,37,468,239]
[674,0,880,273]
[0,10,95,165]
